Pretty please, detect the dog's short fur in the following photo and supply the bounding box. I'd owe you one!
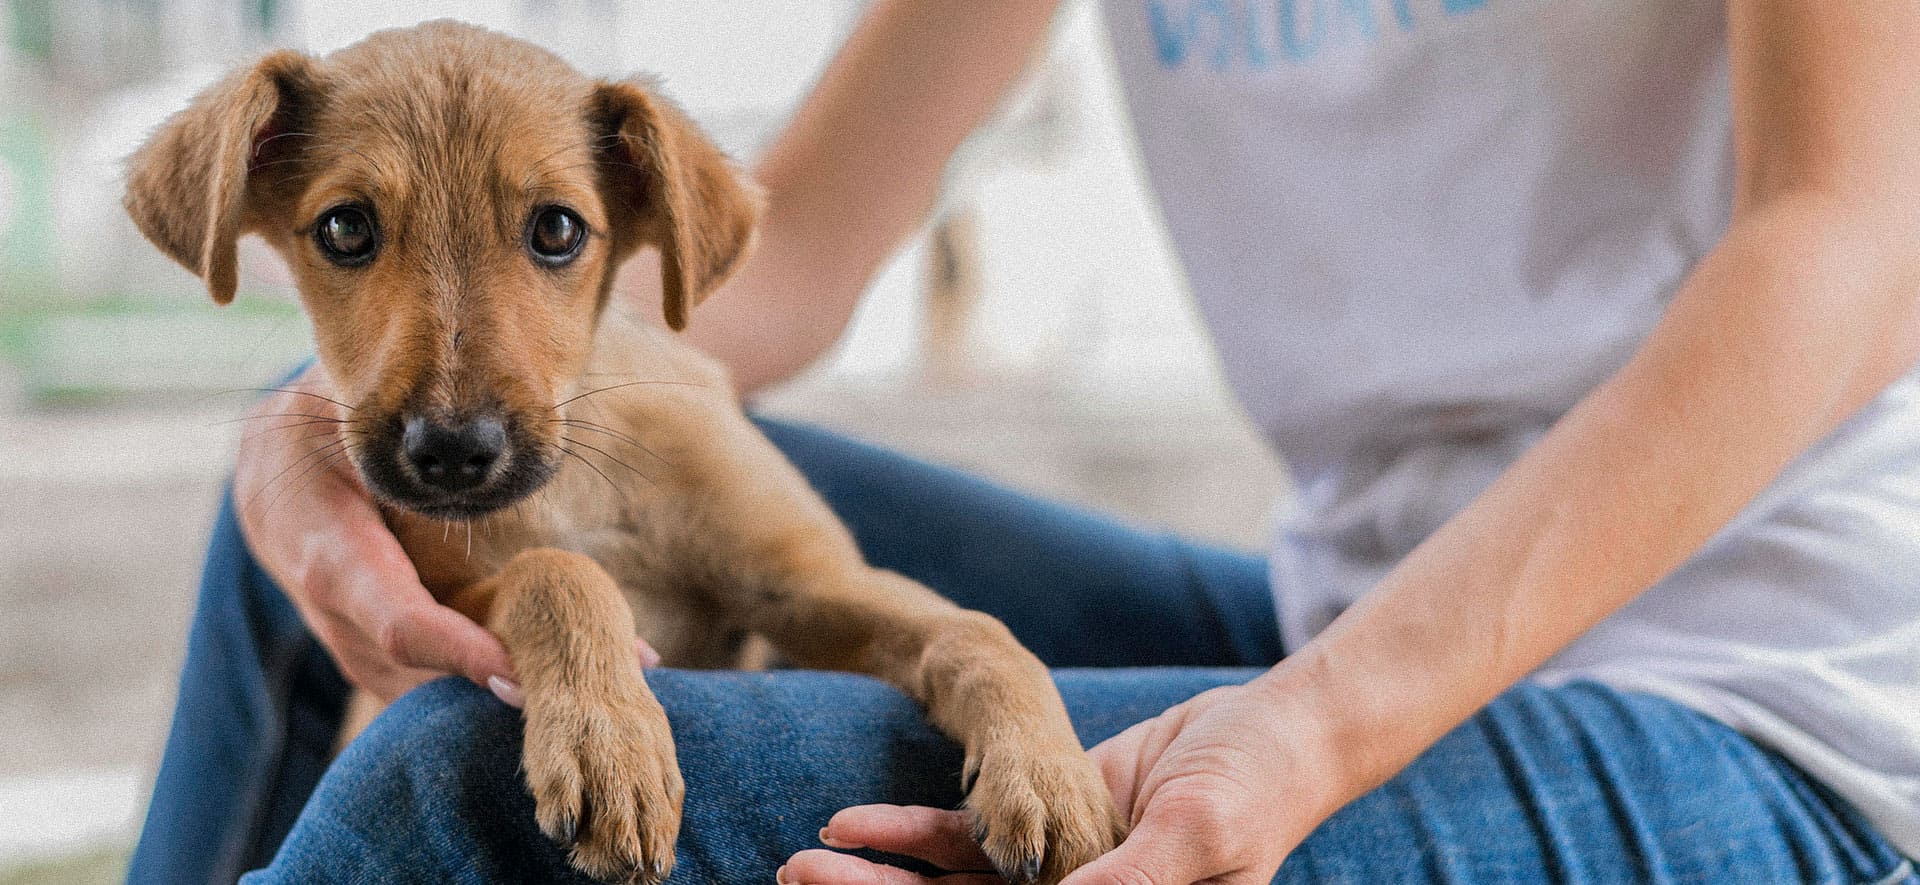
[124,21,1122,884]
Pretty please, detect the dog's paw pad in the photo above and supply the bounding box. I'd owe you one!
[965,749,1125,885]
[523,694,682,884]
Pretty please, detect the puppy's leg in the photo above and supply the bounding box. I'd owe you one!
[746,564,1125,884]
[482,548,681,885]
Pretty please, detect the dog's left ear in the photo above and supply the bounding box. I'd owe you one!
[590,80,762,331]
[124,50,317,305]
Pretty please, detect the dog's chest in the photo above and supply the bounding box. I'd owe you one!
[572,521,752,669]
[396,485,748,671]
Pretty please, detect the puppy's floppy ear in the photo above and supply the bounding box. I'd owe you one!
[589,80,762,331]
[123,50,316,305]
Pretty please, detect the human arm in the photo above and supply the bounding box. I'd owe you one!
[672,0,1064,394]
[784,4,1920,882]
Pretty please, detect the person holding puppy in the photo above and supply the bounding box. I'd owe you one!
[132,2,1919,883]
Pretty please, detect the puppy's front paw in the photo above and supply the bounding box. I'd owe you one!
[522,687,683,884]
[965,745,1125,885]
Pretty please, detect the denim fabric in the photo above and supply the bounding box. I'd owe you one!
[246,675,1916,884]
[753,418,1285,668]
[129,417,1914,883]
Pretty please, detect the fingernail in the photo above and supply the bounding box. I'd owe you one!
[774,863,788,884]
[637,639,662,669]
[817,826,857,849]
[487,674,524,708]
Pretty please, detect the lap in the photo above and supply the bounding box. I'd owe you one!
[1301,683,1910,883]
[246,673,1913,884]
[134,415,1909,883]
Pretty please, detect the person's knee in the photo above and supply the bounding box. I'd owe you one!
[335,678,520,793]
[247,679,546,881]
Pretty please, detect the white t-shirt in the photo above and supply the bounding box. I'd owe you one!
[1103,0,1920,858]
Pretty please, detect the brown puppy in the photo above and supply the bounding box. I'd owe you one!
[123,20,1123,885]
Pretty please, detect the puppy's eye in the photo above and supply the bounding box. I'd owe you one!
[315,206,378,266]
[528,207,585,265]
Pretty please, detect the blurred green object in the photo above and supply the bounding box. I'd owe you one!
[0,295,313,404]
[7,0,53,60]
[0,843,129,885]
[0,106,54,307]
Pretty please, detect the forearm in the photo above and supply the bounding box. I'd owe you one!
[1257,200,1920,818]
[675,1,1062,394]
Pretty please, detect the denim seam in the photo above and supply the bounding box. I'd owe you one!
[1171,538,1278,667]
[1170,539,1238,666]
[212,627,315,883]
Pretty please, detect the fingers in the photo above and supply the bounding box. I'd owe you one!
[778,849,999,885]
[305,606,445,702]
[784,805,1001,885]
[819,805,993,873]
[374,599,514,686]
[313,520,512,702]
[487,674,527,708]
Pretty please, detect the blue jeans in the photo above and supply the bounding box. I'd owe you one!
[131,419,1915,884]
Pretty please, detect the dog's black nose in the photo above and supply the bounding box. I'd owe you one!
[402,416,507,492]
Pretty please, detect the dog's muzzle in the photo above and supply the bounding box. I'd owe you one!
[402,415,506,493]
[358,411,554,520]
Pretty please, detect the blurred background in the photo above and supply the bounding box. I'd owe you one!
[0,1,1284,880]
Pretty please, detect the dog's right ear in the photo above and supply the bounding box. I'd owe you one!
[124,51,316,305]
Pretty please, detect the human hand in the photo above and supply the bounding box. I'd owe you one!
[231,367,659,703]
[782,680,1338,885]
